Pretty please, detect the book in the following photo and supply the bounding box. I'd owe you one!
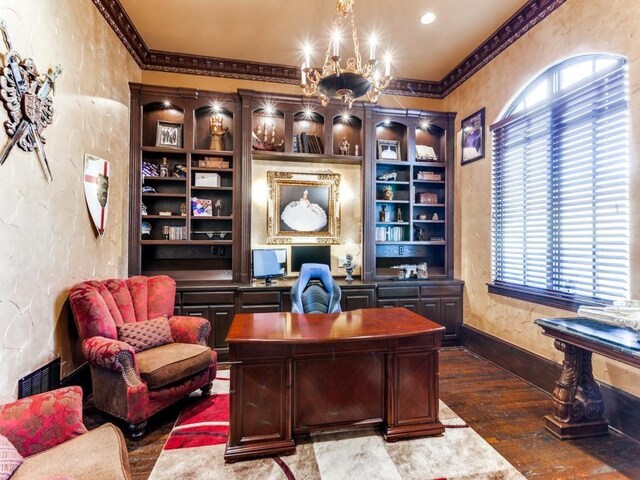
[300,132,310,153]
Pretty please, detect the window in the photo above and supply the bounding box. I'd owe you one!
[490,55,629,310]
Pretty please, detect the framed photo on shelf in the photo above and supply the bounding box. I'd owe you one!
[461,108,485,165]
[156,121,183,149]
[377,139,401,161]
[266,171,340,244]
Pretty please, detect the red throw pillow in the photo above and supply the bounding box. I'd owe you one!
[0,435,23,480]
[116,316,174,352]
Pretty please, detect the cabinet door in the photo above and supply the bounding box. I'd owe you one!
[210,305,235,351]
[398,299,420,313]
[420,298,441,323]
[182,305,210,320]
[377,299,398,309]
[440,297,461,339]
[342,288,375,311]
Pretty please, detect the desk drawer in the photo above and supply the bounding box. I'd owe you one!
[419,285,461,297]
[240,291,280,305]
[378,286,420,298]
[182,291,235,305]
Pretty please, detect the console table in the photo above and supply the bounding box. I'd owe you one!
[224,307,445,462]
[535,317,640,440]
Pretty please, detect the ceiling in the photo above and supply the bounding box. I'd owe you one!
[119,0,530,82]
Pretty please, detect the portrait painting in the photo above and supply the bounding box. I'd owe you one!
[267,171,340,244]
[461,108,485,164]
[156,121,183,148]
[377,139,400,161]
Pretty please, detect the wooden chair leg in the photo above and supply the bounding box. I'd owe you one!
[201,383,212,397]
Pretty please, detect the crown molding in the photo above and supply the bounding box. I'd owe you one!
[94,0,567,99]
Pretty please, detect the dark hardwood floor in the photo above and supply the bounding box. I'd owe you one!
[85,348,640,479]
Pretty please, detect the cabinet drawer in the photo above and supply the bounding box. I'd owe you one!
[419,286,460,297]
[240,291,280,305]
[377,286,420,298]
[182,291,235,305]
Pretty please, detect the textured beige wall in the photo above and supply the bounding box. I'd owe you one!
[444,0,640,397]
[0,0,141,401]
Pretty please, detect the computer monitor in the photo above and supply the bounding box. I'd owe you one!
[290,245,331,273]
[252,249,287,285]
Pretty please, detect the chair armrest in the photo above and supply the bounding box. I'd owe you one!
[0,387,88,457]
[168,315,211,345]
[82,336,137,373]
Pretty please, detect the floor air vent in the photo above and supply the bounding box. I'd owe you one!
[18,358,61,398]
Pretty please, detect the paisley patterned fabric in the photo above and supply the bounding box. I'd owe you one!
[0,387,87,458]
[82,336,137,371]
[169,316,211,345]
[0,434,23,480]
[116,317,174,352]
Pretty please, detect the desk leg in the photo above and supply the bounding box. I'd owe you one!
[545,340,608,440]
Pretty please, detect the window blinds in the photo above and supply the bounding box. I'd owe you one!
[491,63,629,304]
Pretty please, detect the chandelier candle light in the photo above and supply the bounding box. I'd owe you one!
[300,0,392,108]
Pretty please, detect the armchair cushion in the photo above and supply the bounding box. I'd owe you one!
[116,316,173,352]
[11,424,130,480]
[0,435,23,480]
[136,343,213,390]
[0,387,87,458]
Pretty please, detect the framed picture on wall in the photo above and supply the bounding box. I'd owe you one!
[266,171,341,244]
[156,121,183,148]
[461,108,485,165]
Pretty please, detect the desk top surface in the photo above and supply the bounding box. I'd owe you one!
[226,307,444,344]
[535,317,640,361]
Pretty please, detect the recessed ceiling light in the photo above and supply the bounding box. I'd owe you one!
[420,12,436,25]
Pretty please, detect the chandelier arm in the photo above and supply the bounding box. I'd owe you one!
[350,7,362,71]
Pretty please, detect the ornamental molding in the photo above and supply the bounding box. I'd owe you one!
[93,0,567,99]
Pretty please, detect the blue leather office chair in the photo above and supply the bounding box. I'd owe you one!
[290,263,342,314]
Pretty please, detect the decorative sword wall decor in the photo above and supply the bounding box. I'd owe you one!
[0,19,62,181]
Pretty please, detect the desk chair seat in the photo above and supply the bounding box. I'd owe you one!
[290,263,341,314]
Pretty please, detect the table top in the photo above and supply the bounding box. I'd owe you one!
[226,307,445,344]
[535,317,640,364]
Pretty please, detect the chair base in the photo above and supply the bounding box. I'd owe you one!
[128,421,147,440]
[201,383,212,397]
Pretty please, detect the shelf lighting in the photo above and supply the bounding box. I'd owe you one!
[341,112,351,123]
[162,99,171,108]
[299,0,392,108]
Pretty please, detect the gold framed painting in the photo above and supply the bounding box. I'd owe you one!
[266,171,341,244]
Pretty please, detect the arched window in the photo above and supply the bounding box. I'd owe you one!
[490,54,629,308]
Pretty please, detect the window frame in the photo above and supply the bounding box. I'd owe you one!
[488,54,629,312]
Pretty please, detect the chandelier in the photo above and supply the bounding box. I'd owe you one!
[300,0,392,108]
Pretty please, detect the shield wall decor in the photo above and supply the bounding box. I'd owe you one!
[83,154,110,237]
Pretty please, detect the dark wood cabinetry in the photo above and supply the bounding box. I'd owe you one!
[129,86,464,355]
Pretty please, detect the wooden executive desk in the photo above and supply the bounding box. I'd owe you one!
[224,307,445,462]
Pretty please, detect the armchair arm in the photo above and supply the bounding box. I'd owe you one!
[169,315,211,345]
[82,336,137,371]
[0,387,88,457]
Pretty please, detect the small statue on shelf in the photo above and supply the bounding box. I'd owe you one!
[214,199,222,217]
[341,253,356,282]
[338,137,350,155]
[377,171,397,181]
[396,207,403,223]
[415,226,425,241]
[209,113,227,151]
[383,185,393,200]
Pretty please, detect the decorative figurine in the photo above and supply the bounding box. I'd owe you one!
[383,185,393,200]
[432,212,439,221]
[209,113,227,151]
[162,225,170,240]
[338,137,350,155]
[415,226,425,241]
[377,171,397,181]
[343,253,356,282]
[396,207,403,222]
[159,157,169,177]
[180,203,187,216]
[141,202,148,216]
[354,145,360,156]
[380,204,390,222]
[214,199,222,217]
[418,213,427,220]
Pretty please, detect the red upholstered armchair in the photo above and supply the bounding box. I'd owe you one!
[69,275,217,438]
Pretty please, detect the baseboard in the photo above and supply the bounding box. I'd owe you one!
[461,324,640,443]
[60,363,92,399]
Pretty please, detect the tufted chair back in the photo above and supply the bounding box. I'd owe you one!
[290,263,342,314]
[69,275,176,341]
